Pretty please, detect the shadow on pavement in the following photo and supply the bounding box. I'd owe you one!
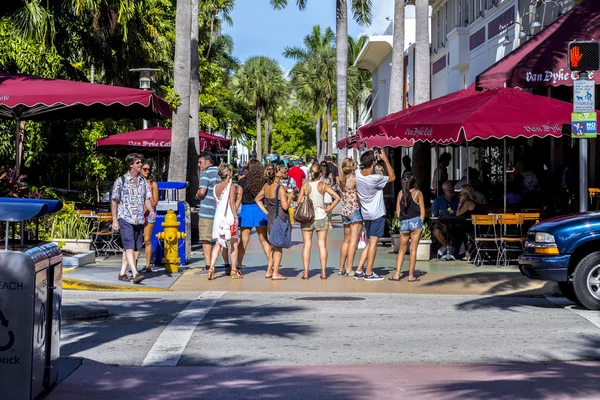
[422,272,556,295]
[48,360,373,400]
[454,292,566,311]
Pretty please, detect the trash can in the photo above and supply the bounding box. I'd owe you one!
[0,199,63,400]
[152,182,191,266]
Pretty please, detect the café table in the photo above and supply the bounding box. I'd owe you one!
[431,216,471,261]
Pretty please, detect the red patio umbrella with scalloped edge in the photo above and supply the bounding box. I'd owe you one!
[96,127,230,151]
[0,72,172,170]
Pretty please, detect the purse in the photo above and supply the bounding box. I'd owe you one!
[269,185,292,248]
[357,227,367,249]
[294,188,315,224]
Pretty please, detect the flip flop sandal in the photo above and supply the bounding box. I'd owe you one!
[388,275,402,281]
[301,275,309,280]
[320,275,328,279]
[271,276,288,281]
[407,278,421,282]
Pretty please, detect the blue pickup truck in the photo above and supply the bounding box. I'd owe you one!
[518,212,600,310]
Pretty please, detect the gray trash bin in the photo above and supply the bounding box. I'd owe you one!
[0,199,63,400]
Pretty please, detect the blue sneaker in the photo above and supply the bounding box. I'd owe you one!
[353,271,365,280]
[364,272,384,281]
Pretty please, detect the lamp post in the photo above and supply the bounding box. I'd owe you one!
[129,68,160,129]
[226,120,232,165]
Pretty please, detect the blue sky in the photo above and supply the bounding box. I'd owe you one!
[224,0,395,72]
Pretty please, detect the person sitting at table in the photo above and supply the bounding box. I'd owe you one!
[456,184,481,219]
[431,181,460,258]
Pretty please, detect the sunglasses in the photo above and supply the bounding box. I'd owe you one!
[142,168,151,172]
[134,160,142,164]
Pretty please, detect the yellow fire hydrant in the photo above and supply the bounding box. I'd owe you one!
[155,209,187,273]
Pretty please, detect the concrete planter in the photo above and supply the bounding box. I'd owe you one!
[391,233,400,253]
[62,250,95,268]
[417,240,432,261]
[52,238,93,252]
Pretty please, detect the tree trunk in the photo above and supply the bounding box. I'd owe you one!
[268,115,273,155]
[264,107,270,155]
[326,101,333,156]
[256,104,262,160]
[389,0,405,114]
[168,0,192,189]
[413,0,432,203]
[336,0,348,161]
[315,119,321,158]
[187,0,200,204]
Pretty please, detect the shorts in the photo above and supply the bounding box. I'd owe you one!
[364,216,385,239]
[341,210,362,225]
[400,216,423,233]
[119,218,144,251]
[199,217,214,242]
[238,203,268,228]
[301,218,329,231]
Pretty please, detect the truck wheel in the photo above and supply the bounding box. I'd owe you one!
[572,251,600,311]
[557,281,580,305]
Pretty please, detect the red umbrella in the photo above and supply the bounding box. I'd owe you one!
[357,88,571,145]
[96,127,230,151]
[0,73,172,169]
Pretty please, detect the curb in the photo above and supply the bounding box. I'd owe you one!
[62,278,169,292]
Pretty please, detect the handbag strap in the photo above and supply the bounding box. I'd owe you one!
[274,185,280,215]
[224,182,231,217]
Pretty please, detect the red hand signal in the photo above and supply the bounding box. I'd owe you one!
[570,46,584,68]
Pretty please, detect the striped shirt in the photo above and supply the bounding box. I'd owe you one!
[199,166,219,218]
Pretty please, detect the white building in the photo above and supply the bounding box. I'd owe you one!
[355,0,571,181]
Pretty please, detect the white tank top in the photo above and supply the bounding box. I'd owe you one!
[307,181,327,220]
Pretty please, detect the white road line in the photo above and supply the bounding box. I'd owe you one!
[546,297,600,329]
[142,291,226,366]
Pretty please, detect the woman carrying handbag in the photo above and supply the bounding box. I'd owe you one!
[297,163,340,279]
[256,164,294,280]
[207,164,243,280]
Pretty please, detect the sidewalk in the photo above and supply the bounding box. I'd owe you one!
[64,215,558,297]
[48,357,600,400]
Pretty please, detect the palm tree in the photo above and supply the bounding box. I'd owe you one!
[271,0,372,159]
[347,35,371,136]
[233,56,283,160]
[263,72,289,154]
[168,0,192,185]
[285,25,336,156]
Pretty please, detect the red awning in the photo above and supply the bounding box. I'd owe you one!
[97,127,230,151]
[352,88,573,148]
[0,73,172,121]
[476,0,600,90]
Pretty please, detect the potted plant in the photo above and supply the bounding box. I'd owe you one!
[386,214,401,253]
[50,204,94,252]
[417,219,432,261]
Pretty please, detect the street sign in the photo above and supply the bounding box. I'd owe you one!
[571,112,597,138]
[573,79,595,112]
[568,41,600,71]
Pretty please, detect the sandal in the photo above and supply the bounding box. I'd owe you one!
[388,275,402,281]
[230,269,243,279]
[144,267,153,273]
[407,277,420,282]
[320,274,328,279]
[207,268,215,280]
[301,274,309,280]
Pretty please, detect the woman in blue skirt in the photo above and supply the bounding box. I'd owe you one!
[238,159,271,271]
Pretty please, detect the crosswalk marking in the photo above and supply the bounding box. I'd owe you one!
[142,291,226,366]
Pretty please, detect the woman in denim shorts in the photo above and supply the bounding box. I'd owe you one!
[389,173,425,282]
[338,158,363,276]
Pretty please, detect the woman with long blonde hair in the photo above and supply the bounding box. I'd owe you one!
[337,158,362,275]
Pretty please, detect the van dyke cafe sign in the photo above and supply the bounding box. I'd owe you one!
[525,69,595,84]
[127,140,171,147]
[405,127,434,137]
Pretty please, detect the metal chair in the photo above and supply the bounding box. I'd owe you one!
[90,213,121,255]
[471,214,499,267]
[497,214,525,267]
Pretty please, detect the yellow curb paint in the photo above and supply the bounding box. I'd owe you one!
[62,278,168,292]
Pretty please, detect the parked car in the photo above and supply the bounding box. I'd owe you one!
[518,212,600,310]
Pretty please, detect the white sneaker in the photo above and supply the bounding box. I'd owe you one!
[437,246,447,257]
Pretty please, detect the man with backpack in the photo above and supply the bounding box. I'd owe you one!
[111,153,155,284]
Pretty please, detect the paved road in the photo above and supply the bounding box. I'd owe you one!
[61,291,600,367]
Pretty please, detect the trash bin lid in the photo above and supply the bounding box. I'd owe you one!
[0,198,63,221]
[158,182,188,190]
